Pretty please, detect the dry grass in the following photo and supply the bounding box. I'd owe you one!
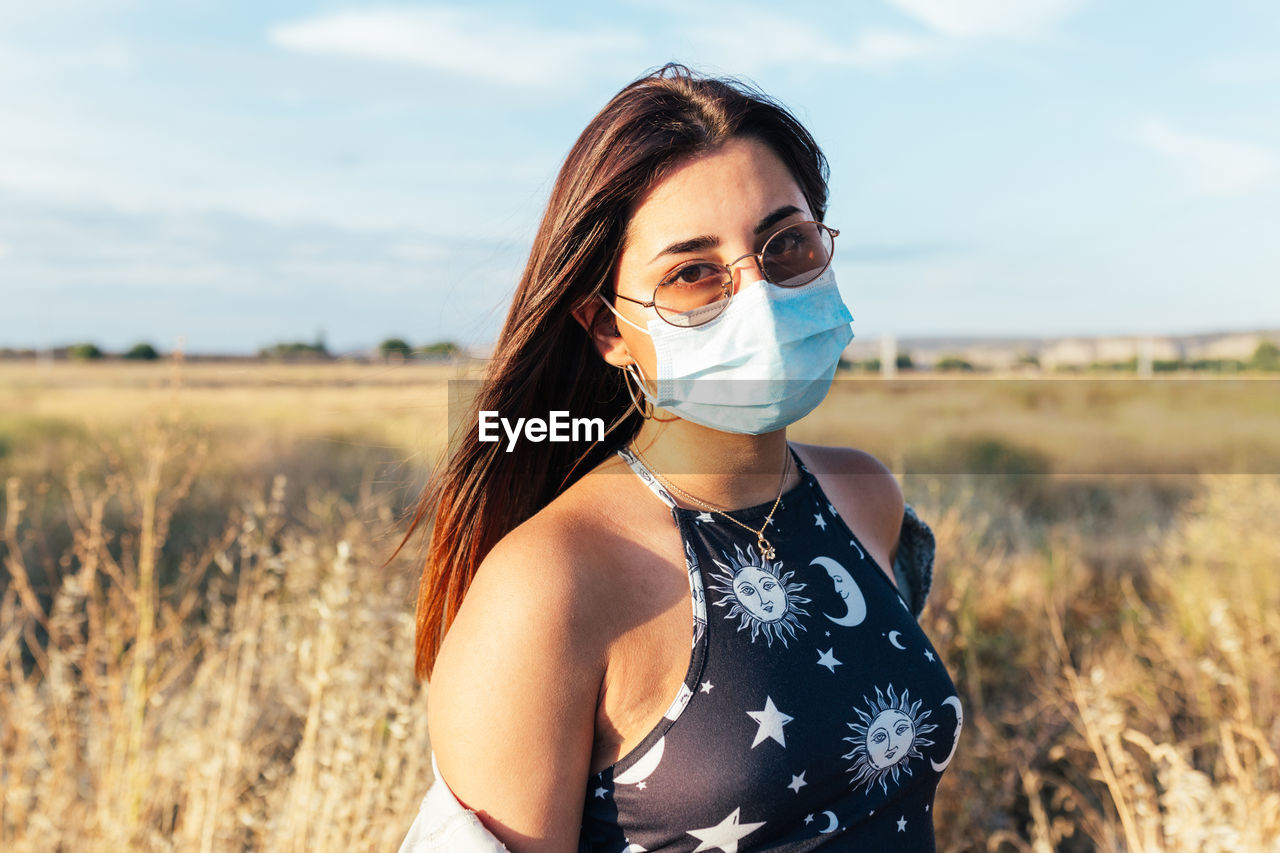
[1,362,1278,851]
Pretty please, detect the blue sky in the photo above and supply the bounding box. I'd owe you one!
[1,0,1278,354]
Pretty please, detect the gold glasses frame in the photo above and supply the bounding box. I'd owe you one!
[612,220,840,328]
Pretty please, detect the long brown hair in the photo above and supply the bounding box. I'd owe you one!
[405,63,830,680]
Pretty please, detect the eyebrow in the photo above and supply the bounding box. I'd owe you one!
[648,204,804,264]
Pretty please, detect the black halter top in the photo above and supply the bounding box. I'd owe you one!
[578,444,962,852]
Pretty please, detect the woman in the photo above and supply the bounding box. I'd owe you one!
[399,64,961,852]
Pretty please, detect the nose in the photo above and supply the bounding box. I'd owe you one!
[729,254,767,294]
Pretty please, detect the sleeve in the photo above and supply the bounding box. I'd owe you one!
[891,503,935,620]
[398,753,511,853]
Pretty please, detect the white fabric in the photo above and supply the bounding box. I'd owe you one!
[398,753,510,852]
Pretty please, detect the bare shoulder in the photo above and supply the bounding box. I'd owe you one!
[427,493,619,849]
[790,442,907,573]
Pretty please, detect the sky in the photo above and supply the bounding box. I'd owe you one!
[1,0,1278,355]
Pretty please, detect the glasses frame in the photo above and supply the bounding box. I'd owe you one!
[611,220,840,328]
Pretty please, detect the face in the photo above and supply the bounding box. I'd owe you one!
[733,566,788,622]
[866,709,916,769]
[602,135,815,380]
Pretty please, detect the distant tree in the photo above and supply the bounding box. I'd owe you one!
[415,340,462,358]
[124,342,160,360]
[380,338,412,360]
[1016,353,1040,367]
[258,341,331,360]
[68,343,103,360]
[934,355,974,371]
[896,353,914,370]
[1250,341,1280,372]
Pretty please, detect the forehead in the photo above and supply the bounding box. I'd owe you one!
[622,136,809,258]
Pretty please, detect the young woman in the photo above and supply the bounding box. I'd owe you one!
[399,64,962,852]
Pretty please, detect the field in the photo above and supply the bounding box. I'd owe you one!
[2,361,1278,851]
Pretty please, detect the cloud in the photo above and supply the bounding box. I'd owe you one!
[269,6,643,89]
[1135,118,1277,196]
[886,0,1084,40]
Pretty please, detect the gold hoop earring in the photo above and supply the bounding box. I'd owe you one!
[622,364,654,420]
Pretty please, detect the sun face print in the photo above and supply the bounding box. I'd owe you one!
[842,684,938,796]
[707,543,810,647]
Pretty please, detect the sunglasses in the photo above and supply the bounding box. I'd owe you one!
[613,220,839,328]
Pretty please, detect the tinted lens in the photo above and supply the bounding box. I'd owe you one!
[762,222,834,287]
[654,262,732,327]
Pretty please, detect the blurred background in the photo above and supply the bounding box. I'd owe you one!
[1,3,1278,852]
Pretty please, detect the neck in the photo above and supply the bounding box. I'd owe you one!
[629,417,801,510]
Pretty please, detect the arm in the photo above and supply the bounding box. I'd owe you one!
[426,521,607,853]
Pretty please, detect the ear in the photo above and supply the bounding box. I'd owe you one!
[572,297,634,368]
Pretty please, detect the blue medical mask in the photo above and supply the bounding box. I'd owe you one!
[600,266,854,434]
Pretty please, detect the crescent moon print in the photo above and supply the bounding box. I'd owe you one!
[819,811,838,834]
[887,631,907,650]
[811,557,866,627]
[930,697,964,772]
[842,684,938,796]
[708,543,810,647]
[614,738,665,785]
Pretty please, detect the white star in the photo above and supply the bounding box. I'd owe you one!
[764,516,775,527]
[637,781,647,790]
[924,649,935,662]
[686,807,766,853]
[816,648,842,673]
[747,697,793,748]
[828,503,837,516]
[787,772,807,793]
[594,786,608,799]
[925,804,930,812]
[897,816,907,832]
[700,681,714,694]
[697,512,714,523]
[814,512,827,530]
[804,814,814,825]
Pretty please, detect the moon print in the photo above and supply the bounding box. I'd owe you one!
[614,738,665,785]
[930,696,964,772]
[887,630,907,650]
[842,684,939,795]
[811,557,866,628]
[708,543,811,647]
[819,811,838,834]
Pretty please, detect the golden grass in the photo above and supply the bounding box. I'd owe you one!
[1,362,1278,851]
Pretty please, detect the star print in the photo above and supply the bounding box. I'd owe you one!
[594,787,608,799]
[637,781,647,790]
[697,512,714,523]
[787,772,807,793]
[816,648,842,673]
[897,816,907,832]
[924,650,935,662]
[700,681,714,694]
[828,503,837,516]
[825,631,830,637]
[686,806,765,853]
[747,697,793,748]
[925,804,930,812]
[814,512,827,530]
[804,814,814,825]
[764,516,775,527]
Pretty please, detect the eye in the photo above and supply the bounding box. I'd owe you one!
[764,227,809,258]
[872,730,887,744]
[661,261,728,289]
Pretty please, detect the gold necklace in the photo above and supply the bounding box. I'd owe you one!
[629,440,790,560]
